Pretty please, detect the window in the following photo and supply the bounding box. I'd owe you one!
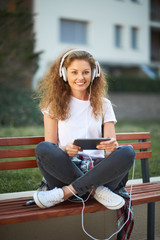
[131,0,140,3]
[60,19,87,44]
[131,27,139,49]
[114,25,123,48]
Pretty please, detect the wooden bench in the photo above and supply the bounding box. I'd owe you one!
[0,132,160,240]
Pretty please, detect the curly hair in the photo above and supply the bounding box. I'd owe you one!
[37,49,108,120]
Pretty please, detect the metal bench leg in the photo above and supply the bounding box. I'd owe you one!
[147,202,155,240]
[139,139,155,240]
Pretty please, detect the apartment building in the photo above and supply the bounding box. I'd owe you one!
[33,0,160,86]
[150,0,160,75]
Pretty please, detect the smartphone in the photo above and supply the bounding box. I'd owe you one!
[73,138,111,150]
[25,199,35,206]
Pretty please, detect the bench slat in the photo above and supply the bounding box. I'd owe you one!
[0,151,152,170]
[0,142,151,160]
[0,137,44,146]
[119,142,151,150]
[0,149,35,159]
[135,151,152,159]
[0,133,151,147]
[0,160,37,170]
[131,191,160,205]
[116,132,151,140]
[0,148,152,160]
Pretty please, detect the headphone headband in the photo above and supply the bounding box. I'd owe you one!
[59,49,100,82]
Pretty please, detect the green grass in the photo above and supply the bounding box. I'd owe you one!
[115,119,160,180]
[0,126,44,193]
[0,119,160,193]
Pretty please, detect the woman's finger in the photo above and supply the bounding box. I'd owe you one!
[97,139,118,151]
[65,142,82,156]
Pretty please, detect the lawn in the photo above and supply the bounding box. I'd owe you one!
[0,119,160,193]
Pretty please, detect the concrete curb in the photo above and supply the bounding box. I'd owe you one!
[0,176,160,201]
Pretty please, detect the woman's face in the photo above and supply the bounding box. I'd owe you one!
[67,59,92,99]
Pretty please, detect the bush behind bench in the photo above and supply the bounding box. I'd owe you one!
[0,76,160,127]
[108,76,160,93]
[0,85,43,127]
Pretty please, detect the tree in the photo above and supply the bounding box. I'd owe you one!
[0,0,42,88]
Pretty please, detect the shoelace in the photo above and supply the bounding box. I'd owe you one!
[46,188,63,203]
[97,188,115,201]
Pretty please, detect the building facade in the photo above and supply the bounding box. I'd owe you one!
[33,0,160,87]
[150,0,160,76]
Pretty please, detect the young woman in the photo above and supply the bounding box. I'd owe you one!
[33,49,135,210]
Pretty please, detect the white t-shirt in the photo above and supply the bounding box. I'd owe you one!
[43,96,117,158]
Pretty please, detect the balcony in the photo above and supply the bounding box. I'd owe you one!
[150,0,160,22]
[151,28,160,62]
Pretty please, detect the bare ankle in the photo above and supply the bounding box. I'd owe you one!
[62,185,77,201]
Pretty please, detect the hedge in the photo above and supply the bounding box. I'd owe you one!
[108,76,160,93]
[0,85,43,127]
[1,75,160,126]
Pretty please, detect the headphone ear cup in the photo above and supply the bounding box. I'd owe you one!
[61,67,67,82]
[91,68,96,82]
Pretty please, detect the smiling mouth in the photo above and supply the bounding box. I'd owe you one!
[75,82,86,86]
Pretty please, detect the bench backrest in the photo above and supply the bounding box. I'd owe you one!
[0,136,44,170]
[0,132,152,173]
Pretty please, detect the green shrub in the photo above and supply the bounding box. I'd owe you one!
[108,76,160,92]
[1,75,160,127]
[0,85,43,126]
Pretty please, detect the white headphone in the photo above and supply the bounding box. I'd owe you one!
[59,49,100,82]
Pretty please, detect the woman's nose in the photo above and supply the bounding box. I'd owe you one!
[77,72,84,80]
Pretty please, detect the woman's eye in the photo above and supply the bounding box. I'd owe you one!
[84,71,89,74]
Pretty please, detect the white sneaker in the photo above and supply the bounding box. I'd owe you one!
[33,187,64,208]
[94,186,125,210]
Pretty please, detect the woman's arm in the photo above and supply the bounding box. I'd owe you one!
[103,121,116,139]
[44,113,80,156]
[44,113,58,144]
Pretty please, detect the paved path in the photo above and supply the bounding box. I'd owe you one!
[109,93,160,119]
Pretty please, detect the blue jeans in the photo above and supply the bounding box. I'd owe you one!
[35,142,135,195]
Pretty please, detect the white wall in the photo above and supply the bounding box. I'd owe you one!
[33,0,150,87]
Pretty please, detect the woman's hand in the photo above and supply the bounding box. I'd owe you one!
[96,138,119,155]
[65,142,82,157]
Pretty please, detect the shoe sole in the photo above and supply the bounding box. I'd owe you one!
[94,194,125,210]
[33,191,46,208]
